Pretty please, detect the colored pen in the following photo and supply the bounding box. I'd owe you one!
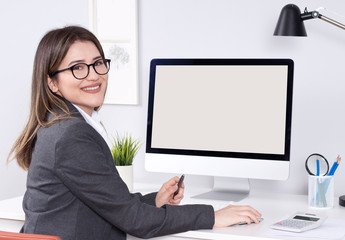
[315,159,324,205]
[328,155,341,176]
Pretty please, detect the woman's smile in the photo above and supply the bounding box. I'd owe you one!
[81,83,102,93]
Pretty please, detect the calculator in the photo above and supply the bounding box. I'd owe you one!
[271,212,327,232]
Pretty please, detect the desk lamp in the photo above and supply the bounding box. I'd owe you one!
[274,4,345,207]
[274,4,345,36]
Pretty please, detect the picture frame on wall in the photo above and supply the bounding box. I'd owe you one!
[89,0,139,105]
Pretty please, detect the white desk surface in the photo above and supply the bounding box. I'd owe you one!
[1,185,345,240]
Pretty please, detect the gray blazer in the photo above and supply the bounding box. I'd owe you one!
[21,101,214,240]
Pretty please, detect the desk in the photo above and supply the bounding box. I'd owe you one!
[1,186,345,240]
[0,196,24,232]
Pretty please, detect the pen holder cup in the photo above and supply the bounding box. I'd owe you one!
[308,175,334,209]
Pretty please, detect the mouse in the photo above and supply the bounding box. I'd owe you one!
[235,217,263,226]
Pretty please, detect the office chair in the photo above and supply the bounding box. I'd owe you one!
[0,231,62,240]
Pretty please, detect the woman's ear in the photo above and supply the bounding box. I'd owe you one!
[47,76,58,93]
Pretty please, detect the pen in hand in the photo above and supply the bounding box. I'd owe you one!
[173,174,185,199]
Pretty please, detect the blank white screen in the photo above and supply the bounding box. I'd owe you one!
[151,65,288,155]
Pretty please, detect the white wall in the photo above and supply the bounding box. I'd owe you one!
[1,0,345,201]
[0,0,89,200]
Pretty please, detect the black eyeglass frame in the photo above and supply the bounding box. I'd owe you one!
[49,58,111,80]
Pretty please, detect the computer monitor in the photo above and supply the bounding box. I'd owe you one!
[146,58,294,201]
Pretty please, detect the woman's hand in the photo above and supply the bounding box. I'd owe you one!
[214,204,262,228]
[155,176,185,208]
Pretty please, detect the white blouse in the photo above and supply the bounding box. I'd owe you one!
[72,104,109,146]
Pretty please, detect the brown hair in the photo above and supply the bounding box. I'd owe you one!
[7,26,105,170]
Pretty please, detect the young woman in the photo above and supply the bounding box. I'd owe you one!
[8,26,261,240]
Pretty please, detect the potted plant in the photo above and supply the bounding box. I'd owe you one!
[111,133,142,192]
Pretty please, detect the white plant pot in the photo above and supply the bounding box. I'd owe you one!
[116,165,133,192]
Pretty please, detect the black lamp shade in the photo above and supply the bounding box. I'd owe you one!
[274,4,307,36]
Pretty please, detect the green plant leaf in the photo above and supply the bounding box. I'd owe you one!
[111,132,142,166]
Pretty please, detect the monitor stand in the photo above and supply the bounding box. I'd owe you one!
[191,177,250,202]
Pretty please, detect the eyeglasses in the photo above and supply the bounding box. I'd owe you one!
[49,58,111,80]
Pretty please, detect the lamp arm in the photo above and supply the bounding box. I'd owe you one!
[318,14,345,30]
[301,8,345,30]
[300,10,319,20]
